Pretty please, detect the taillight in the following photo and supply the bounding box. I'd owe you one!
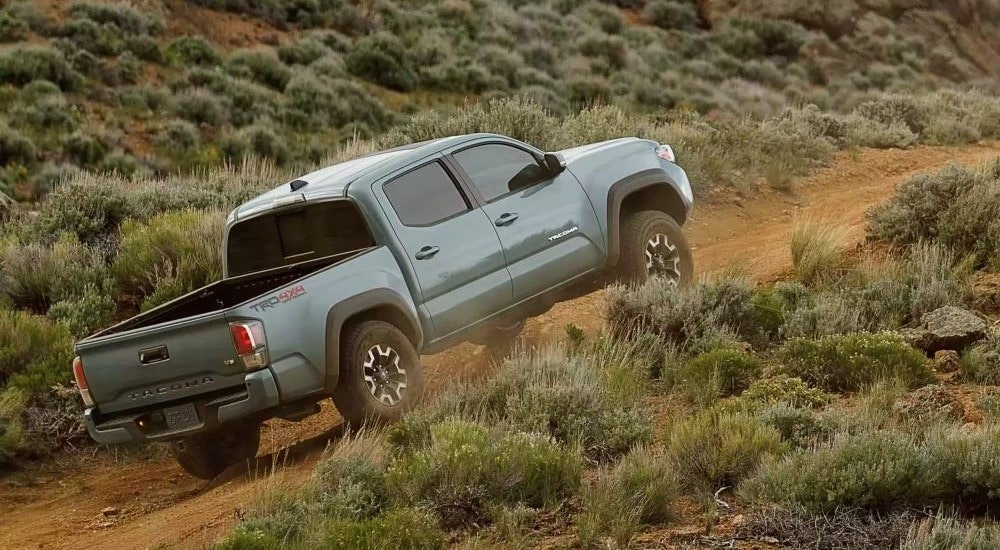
[229,321,268,371]
[655,144,676,163]
[72,356,95,408]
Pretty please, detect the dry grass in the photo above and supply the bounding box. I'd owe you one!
[791,218,847,286]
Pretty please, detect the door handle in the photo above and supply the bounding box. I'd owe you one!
[495,213,519,226]
[139,345,169,364]
[415,245,440,260]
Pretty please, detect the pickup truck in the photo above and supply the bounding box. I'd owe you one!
[73,133,694,479]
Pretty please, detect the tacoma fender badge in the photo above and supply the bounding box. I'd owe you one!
[548,226,578,242]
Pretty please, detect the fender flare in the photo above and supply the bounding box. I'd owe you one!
[604,169,688,269]
[323,289,422,392]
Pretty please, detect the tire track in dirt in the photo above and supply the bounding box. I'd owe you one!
[1,143,997,550]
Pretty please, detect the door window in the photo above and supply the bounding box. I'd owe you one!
[384,161,470,226]
[453,144,550,202]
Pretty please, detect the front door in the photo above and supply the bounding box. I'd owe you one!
[375,159,512,338]
[450,142,604,302]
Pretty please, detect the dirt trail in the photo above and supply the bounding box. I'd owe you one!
[2,144,997,550]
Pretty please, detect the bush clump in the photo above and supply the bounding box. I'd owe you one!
[678,348,763,402]
[388,420,582,527]
[741,430,933,513]
[346,32,418,92]
[0,309,74,393]
[667,409,785,490]
[790,219,846,286]
[740,375,832,409]
[778,333,933,392]
[0,46,79,90]
[868,160,1000,270]
[112,210,224,310]
[391,344,652,462]
[576,447,679,548]
[166,35,221,66]
[0,235,107,313]
[0,387,25,465]
[322,507,445,550]
[902,514,1000,550]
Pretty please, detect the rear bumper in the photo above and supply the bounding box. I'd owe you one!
[84,368,281,445]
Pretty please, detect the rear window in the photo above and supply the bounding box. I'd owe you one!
[225,200,374,277]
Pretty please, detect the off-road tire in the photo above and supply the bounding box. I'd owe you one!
[170,421,260,480]
[333,320,424,428]
[618,210,693,286]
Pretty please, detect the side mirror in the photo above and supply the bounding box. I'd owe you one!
[543,152,567,175]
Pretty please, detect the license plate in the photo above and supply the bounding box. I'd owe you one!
[163,403,200,431]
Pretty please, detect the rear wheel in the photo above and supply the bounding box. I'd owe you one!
[170,421,260,480]
[483,319,525,360]
[333,321,424,428]
[618,210,693,286]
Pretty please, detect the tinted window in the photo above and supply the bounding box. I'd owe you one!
[227,200,374,277]
[453,144,548,202]
[384,161,469,226]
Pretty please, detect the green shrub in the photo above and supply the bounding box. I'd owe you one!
[67,2,163,36]
[790,219,846,286]
[868,160,1000,270]
[741,430,934,513]
[0,129,37,168]
[284,73,390,130]
[778,333,934,392]
[0,387,25,464]
[0,10,28,42]
[166,35,221,66]
[114,51,142,84]
[61,132,107,167]
[0,45,80,90]
[239,124,290,164]
[0,234,107,312]
[226,48,291,90]
[47,285,116,339]
[322,507,445,550]
[679,348,762,402]
[213,529,282,550]
[667,409,785,490]
[740,375,832,409]
[0,309,74,393]
[925,425,1000,510]
[112,210,224,309]
[392,344,651,463]
[278,36,332,65]
[902,514,1000,550]
[155,120,201,151]
[173,87,229,127]
[313,434,390,521]
[961,332,1000,384]
[576,447,679,548]
[388,420,582,527]
[346,32,418,92]
[643,0,699,30]
[606,275,757,354]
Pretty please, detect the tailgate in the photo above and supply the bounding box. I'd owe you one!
[77,311,245,414]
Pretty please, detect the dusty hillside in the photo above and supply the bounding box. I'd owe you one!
[2,142,997,550]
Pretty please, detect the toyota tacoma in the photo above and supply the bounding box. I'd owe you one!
[73,133,694,478]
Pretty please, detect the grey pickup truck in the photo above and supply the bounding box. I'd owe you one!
[72,133,694,478]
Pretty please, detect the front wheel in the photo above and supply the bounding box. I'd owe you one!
[333,320,424,428]
[617,210,693,286]
[170,421,260,480]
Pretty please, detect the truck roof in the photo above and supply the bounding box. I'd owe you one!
[231,133,504,221]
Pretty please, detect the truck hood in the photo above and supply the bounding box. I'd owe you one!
[557,137,655,163]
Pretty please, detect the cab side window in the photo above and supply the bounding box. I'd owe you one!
[453,144,549,202]
[384,161,470,226]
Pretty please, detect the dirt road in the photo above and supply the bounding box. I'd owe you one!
[2,144,997,550]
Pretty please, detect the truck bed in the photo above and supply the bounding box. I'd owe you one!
[87,248,371,340]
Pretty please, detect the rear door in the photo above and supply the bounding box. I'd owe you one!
[373,159,512,338]
[449,142,604,302]
[77,312,245,414]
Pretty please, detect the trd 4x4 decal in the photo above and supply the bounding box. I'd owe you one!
[249,285,307,312]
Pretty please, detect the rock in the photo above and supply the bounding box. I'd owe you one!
[933,350,961,373]
[101,506,118,517]
[910,306,987,354]
[893,385,964,421]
